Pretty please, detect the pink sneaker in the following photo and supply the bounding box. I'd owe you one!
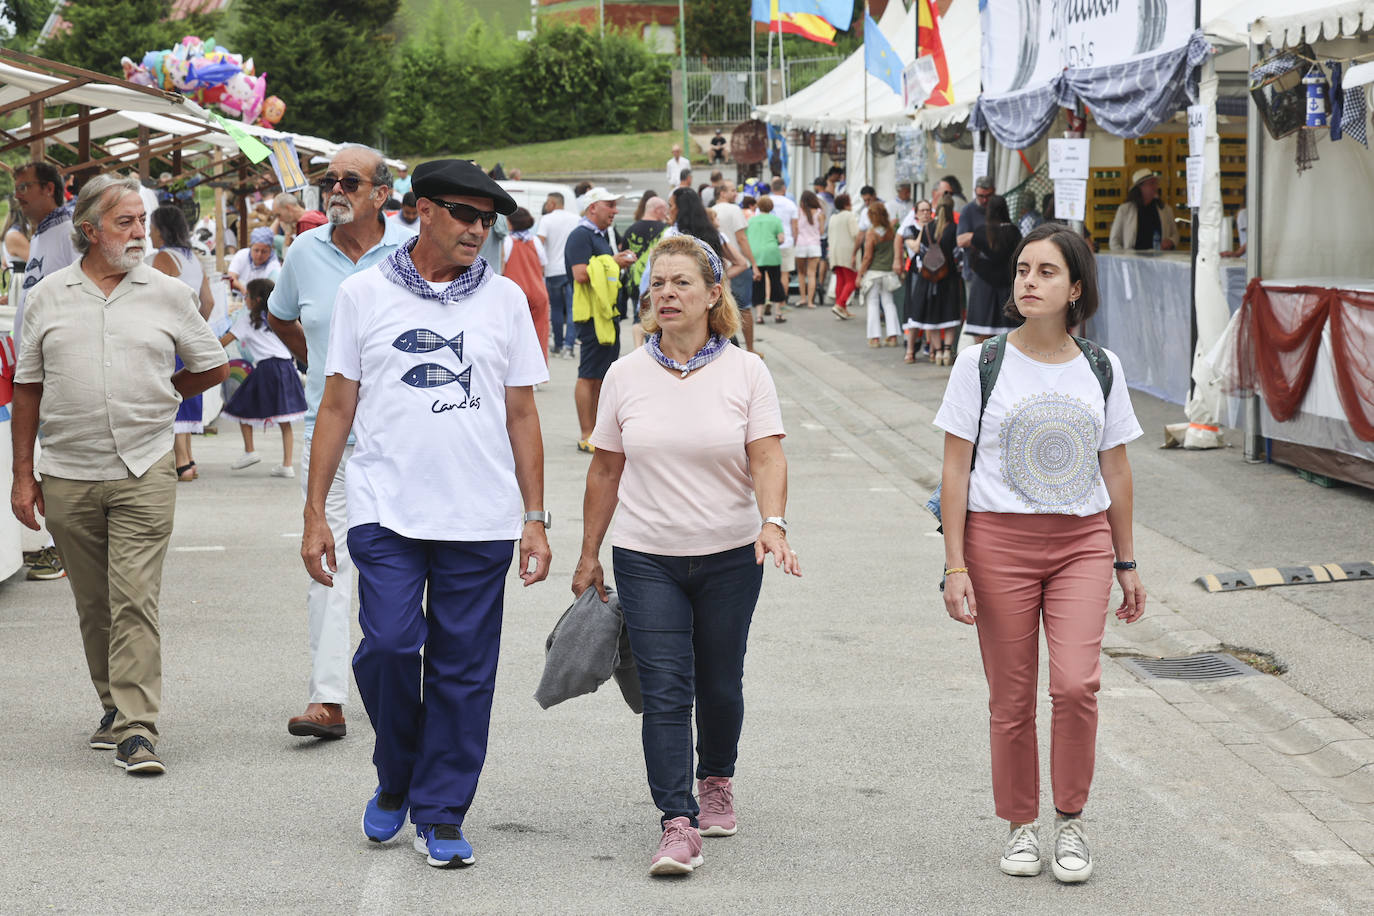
[696,777,737,837]
[649,816,704,875]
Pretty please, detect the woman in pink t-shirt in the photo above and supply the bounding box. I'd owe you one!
[574,235,801,878]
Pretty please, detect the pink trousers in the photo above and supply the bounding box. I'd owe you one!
[964,511,1114,823]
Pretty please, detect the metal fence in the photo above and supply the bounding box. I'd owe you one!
[680,55,843,124]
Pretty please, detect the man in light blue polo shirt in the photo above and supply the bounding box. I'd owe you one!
[267,143,410,743]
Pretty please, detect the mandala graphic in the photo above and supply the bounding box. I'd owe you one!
[998,393,1102,512]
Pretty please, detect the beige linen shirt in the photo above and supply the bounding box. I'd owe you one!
[15,260,227,480]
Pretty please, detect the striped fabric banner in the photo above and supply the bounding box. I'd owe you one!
[266,136,307,192]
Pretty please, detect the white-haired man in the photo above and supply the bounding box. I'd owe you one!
[11,173,228,775]
[267,144,410,743]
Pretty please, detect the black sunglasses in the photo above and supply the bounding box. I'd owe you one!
[317,175,373,193]
[425,197,498,229]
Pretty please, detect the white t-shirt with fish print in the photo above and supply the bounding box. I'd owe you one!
[325,264,549,540]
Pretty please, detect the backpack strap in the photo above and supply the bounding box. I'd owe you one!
[970,333,1009,470]
[1071,335,1113,403]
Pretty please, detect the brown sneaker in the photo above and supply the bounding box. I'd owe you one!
[114,735,165,775]
[287,703,346,739]
[89,708,118,750]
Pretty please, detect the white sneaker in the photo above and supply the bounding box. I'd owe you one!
[1051,817,1092,883]
[231,452,261,470]
[999,823,1042,876]
[270,465,295,478]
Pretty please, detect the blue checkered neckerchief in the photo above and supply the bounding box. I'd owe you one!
[380,235,488,303]
[645,332,729,378]
[577,217,602,234]
[35,203,72,236]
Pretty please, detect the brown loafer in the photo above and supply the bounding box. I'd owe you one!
[287,703,346,739]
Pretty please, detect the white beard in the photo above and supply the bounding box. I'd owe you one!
[327,193,355,226]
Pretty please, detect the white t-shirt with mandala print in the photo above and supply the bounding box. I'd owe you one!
[934,342,1143,515]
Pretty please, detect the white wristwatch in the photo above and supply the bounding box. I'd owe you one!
[762,516,788,534]
[523,510,552,529]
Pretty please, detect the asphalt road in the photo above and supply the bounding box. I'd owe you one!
[3,322,1374,913]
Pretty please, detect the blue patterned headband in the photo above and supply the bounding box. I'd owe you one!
[656,233,722,283]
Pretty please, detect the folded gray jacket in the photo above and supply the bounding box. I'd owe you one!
[535,586,643,714]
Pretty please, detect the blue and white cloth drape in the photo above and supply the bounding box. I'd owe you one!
[971,31,1212,150]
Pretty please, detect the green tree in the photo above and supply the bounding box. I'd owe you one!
[685,0,751,58]
[231,0,399,143]
[0,0,51,47]
[40,0,222,75]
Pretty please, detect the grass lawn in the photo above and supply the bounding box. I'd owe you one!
[410,130,699,177]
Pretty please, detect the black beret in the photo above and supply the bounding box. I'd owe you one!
[411,159,517,215]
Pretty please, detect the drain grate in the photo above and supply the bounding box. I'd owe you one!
[1119,653,1261,681]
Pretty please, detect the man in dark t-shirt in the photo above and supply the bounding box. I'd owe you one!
[620,196,668,347]
[710,129,727,164]
[566,188,635,451]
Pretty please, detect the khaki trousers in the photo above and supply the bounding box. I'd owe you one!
[42,451,177,746]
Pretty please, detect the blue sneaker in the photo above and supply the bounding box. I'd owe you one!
[361,789,408,843]
[414,824,474,868]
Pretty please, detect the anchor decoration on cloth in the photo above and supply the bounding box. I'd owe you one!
[1304,69,1330,128]
[395,329,472,398]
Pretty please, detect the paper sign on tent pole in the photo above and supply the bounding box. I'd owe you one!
[1048,138,1090,180]
[903,56,939,111]
[1054,179,1087,221]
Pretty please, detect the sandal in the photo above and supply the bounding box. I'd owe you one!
[904,352,916,364]
[774,313,787,323]
[757,312,766,325]
[176,463,196,482]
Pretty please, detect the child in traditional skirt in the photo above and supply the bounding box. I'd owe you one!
[218,278,307,477]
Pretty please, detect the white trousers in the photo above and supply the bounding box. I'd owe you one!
[301,435,354,705]
[866,281,900,339]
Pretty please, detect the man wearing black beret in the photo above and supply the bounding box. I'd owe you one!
[301,158,552,870]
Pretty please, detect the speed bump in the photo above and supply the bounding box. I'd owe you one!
[1196,561,1374,593]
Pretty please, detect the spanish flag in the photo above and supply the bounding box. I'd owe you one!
[769,0,837,46]
[918,0,953,107]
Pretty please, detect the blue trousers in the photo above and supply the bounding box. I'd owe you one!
[612,544,763,825]
[349,523,514,826]
[546,274,575,350]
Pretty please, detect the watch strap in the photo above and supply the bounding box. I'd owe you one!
[523,510,551,529]
[1113,560,1137,571]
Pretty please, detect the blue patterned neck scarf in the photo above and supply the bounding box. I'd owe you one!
[577,216,605,236]
[380,235,488,303]
[510,229,536,242]
[36,203,72,236]
[645,332,728,378]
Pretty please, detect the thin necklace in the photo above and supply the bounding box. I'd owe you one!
[1015,330,1073,361]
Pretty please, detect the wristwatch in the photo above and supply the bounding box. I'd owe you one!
[523,510,552,529]
[762,516,788,534]
[1113,560,1137,571]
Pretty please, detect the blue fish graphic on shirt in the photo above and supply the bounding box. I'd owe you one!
[393,329,463,361]
[401,363,471,395]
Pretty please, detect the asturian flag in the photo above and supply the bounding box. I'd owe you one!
[752,0,837,45]
[863,11,904,96]
[918,0,954,107]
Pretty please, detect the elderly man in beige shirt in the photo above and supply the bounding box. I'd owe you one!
[10,173,228,776]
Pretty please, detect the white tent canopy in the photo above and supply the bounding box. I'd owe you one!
[753,0,979,133]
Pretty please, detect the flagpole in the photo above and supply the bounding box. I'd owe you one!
[766,18,773,105]
[863,2,869,184]
[749,12,756,109]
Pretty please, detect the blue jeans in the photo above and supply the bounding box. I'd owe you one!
[612,544,764,826]
[730,270,753,311]
[546,274,575,350]
[349,523,514,826]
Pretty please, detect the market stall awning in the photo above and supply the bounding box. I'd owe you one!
[1249,0,1374,48]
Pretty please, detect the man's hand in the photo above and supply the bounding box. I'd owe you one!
[519,522,551,587]
[10,475,43,530]
[301,510,336,587]
[572,553,608,602]
[956,232,973,248]
[1161,238,1177,251]
[614,250,637,269]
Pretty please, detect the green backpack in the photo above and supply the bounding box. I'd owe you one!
[926,332,1114,528]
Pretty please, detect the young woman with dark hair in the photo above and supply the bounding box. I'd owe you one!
[936,223,1147,886]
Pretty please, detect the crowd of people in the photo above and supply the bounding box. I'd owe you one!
[5,138,1147,887]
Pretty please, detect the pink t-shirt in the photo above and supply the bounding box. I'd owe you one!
[795,209,822,247]
[589,344,786,556]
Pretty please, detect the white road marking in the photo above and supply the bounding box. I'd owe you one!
[173,545,226,552]
[1290,849,1370,867]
